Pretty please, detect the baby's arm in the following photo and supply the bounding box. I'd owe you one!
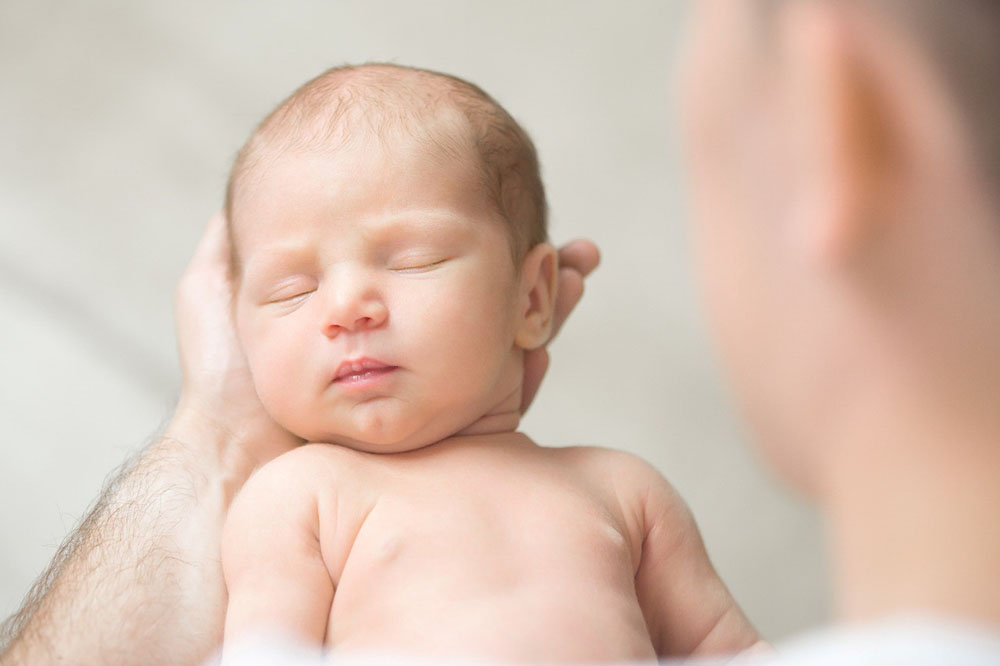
[630,464,763,657]
[221,450,335,649]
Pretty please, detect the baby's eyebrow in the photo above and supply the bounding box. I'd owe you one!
[242,209,472,278]
[362,210,472,239]
[242,244,314,276]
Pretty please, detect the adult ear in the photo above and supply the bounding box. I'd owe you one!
[779,1,892,264]
[514,243,559,350]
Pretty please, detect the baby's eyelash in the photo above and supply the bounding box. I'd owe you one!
[280,291,312,303]
[266,289,315,306]
[390,258,449,273]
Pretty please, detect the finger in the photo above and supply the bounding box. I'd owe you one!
[549,267,584,342]
[188,212,229,269]
[176,213,233,309]
[520,347,550,414]
[558,239,600,277]
[179,213,229,296]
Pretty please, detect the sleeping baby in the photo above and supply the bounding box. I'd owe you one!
[220,62,761,663]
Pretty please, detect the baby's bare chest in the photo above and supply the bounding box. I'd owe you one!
[308,444,654,656]
[321,447,638,600]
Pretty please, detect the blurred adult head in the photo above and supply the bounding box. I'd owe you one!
[678,1,1000,496]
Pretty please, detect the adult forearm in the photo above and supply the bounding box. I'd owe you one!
[0,416,256,666]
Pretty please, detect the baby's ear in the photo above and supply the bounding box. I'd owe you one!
[515,243,558,350]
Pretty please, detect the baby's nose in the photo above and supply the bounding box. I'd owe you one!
[322,292,388,338]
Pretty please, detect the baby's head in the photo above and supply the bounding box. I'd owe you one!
[226,63,558,453]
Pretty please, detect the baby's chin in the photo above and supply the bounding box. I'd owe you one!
[295,416,455,455]
[277,391,519,454]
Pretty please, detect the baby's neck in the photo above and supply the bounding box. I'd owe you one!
[454,384,522,438]
[454,407,521,439]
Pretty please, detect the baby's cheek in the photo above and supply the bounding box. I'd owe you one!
[249,331,307,423]
[427,286,516,380]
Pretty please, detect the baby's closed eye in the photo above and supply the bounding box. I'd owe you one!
[262,276,318,304]
[387,254,451,273]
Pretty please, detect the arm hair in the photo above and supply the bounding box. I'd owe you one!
[0,425,251,666]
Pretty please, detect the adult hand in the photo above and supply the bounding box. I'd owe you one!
[521,239,601,413]
[0,214,300,666]
[170,212,302,466]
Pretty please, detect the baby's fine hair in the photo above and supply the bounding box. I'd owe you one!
[225,63,548,273]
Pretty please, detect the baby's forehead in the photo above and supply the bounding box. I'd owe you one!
[226,64,546,271]
[228,140,502,263]
[232,204,515,289]
[234,127,490,216]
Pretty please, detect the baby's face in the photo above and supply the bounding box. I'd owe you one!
[232,136,526,452]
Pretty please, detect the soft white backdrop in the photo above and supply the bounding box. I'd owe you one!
[0,0,828,642]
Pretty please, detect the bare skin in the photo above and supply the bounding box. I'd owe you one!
[26,2,1000,663]
[0,215,295,666]
[219,79,761,662]
[222,436,759,662]
[681,0,1000,633]
[0,213,599,666]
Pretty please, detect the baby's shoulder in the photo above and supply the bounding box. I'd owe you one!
[546,445,672,564]
[551,444,685,518]
[550,444,666,487]
[245,442,374,494]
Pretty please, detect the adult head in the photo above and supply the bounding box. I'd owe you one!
[679,0,1000,625]
[680,0,1000,492]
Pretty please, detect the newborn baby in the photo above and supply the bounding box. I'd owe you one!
[221,63,760,663]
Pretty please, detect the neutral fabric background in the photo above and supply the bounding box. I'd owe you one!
[0,0,828,642]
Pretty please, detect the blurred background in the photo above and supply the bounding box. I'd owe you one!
[0,0,827,642]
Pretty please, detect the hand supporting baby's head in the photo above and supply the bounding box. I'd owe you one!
[224,63,558,453]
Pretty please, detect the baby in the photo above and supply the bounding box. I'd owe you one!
[221,63,760,663]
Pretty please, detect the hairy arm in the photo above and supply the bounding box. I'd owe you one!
[0,418,260,665]
[0,215,301,666]
[632,465,764,658]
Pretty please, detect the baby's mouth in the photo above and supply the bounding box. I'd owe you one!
[333,358,399,384]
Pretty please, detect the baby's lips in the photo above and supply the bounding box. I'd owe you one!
[332,357,398,382]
